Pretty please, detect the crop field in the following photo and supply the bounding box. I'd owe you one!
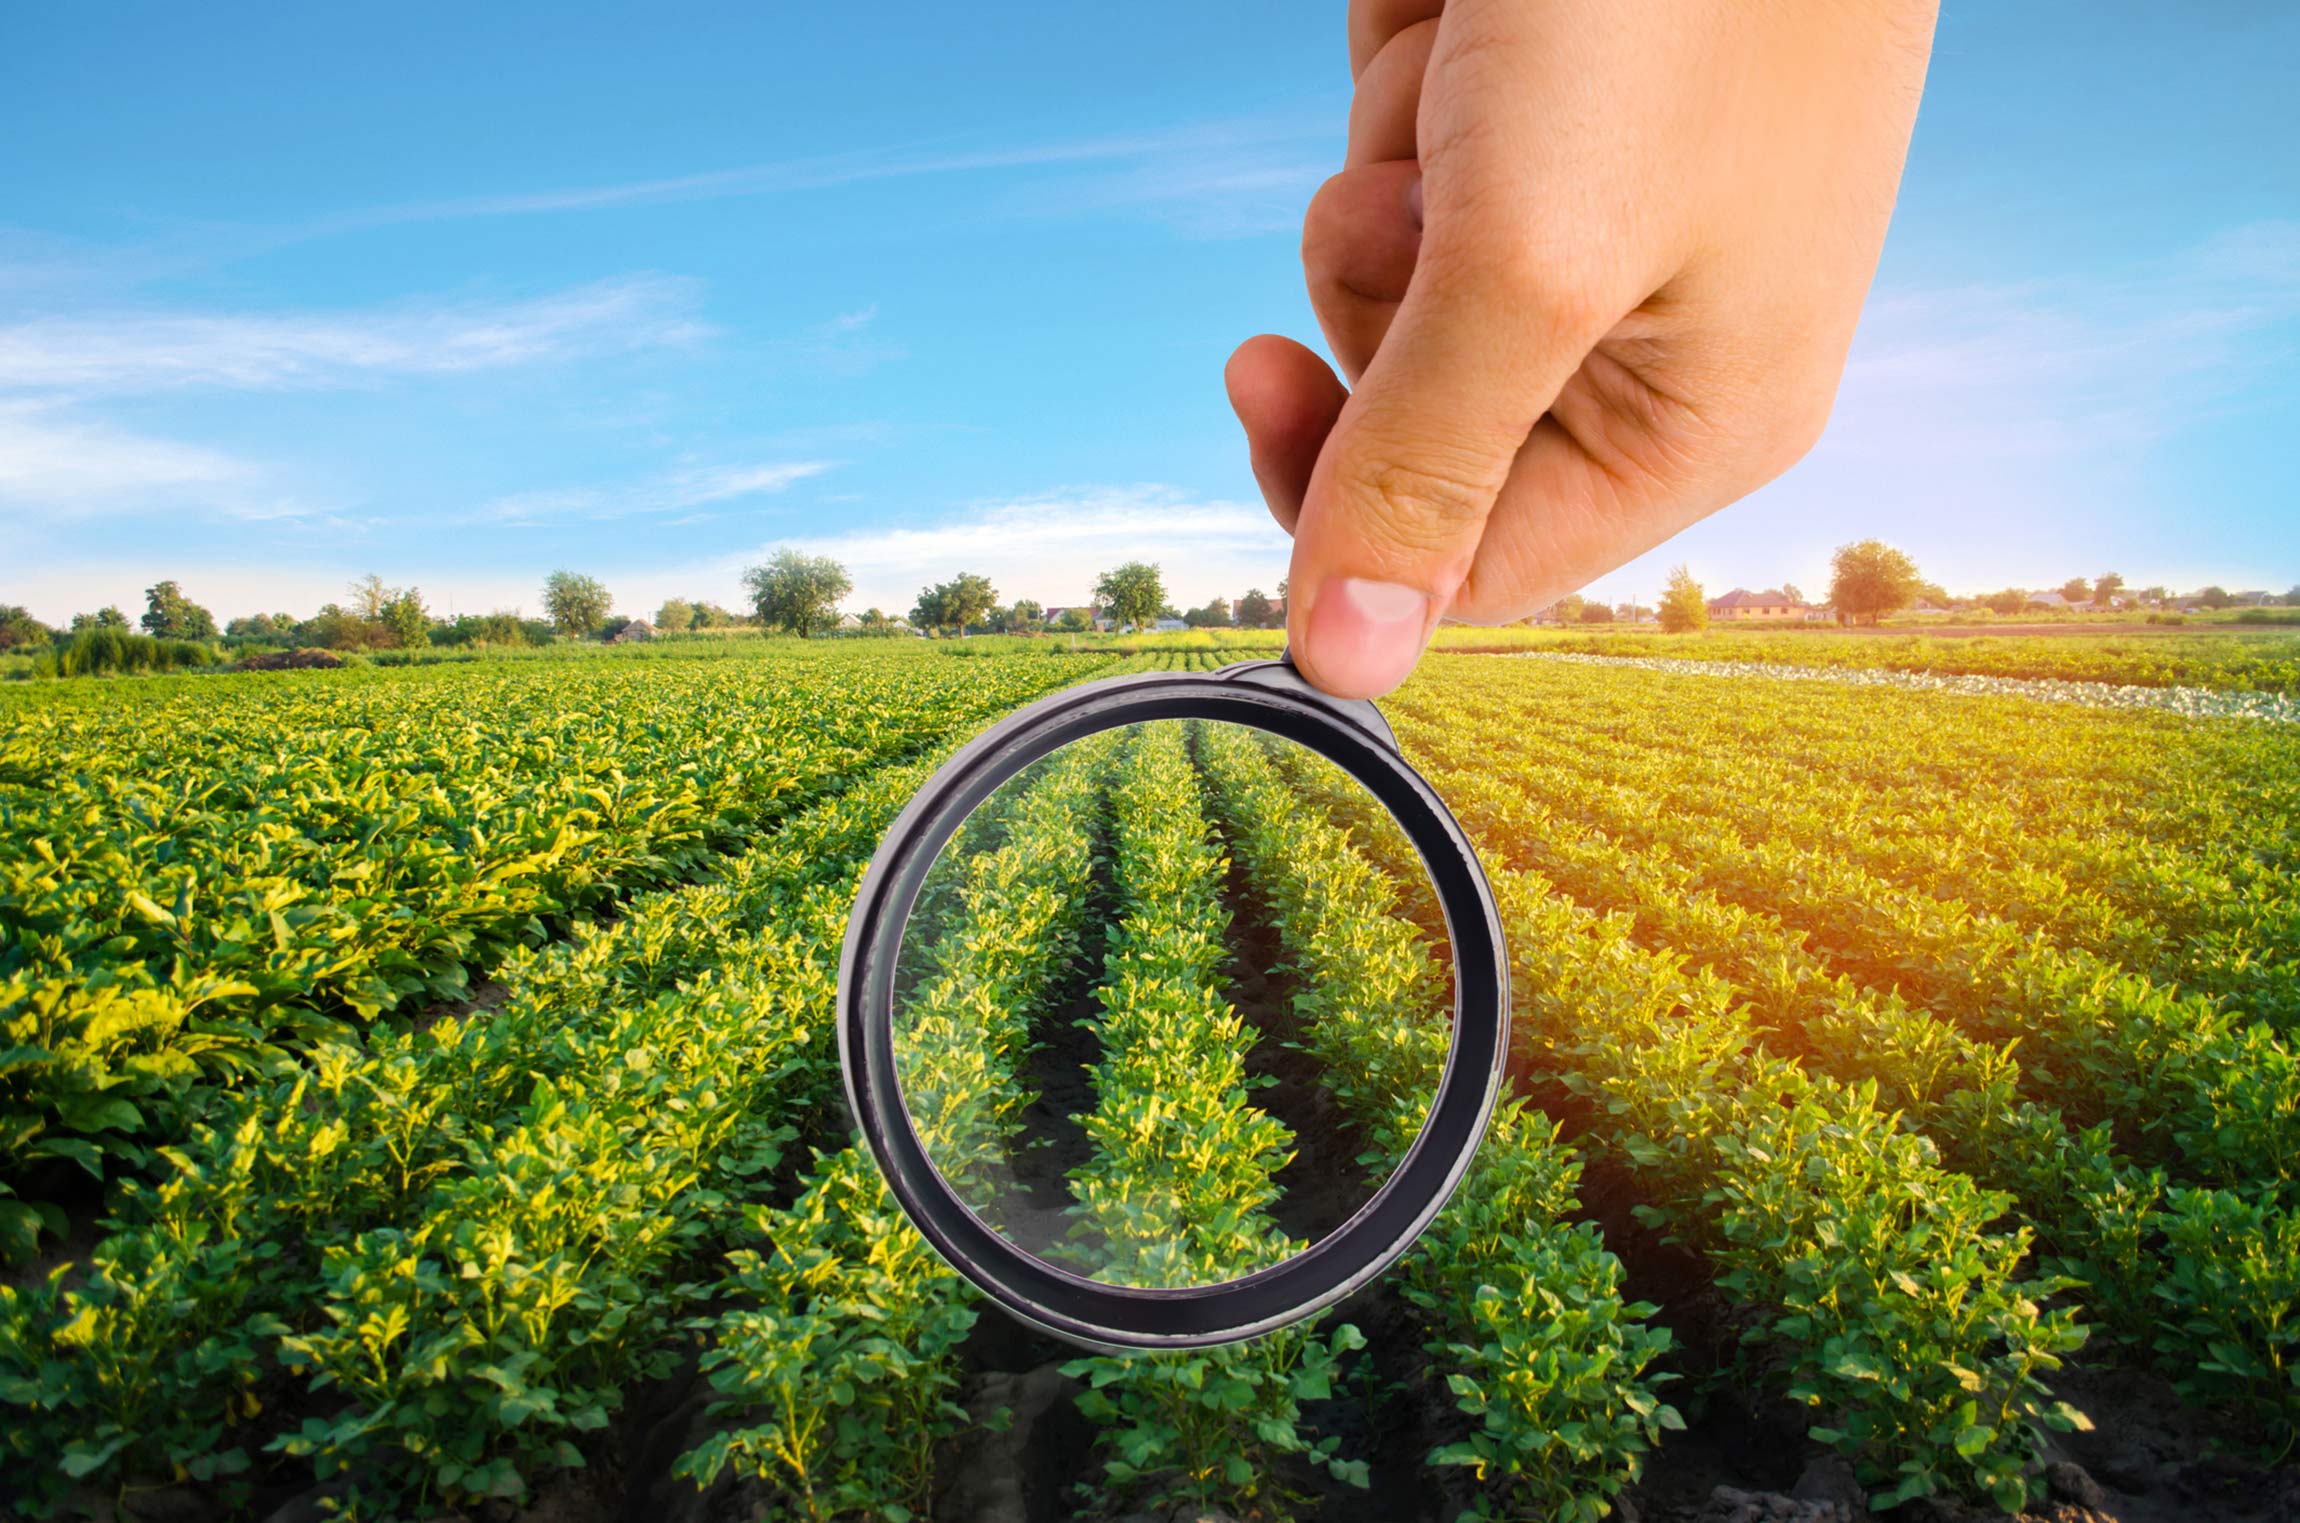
[2,639,2296,1522]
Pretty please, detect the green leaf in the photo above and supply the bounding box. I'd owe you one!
[60,1434,132,1479]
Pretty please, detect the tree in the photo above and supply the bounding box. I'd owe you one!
[298,604,371,650]
[438,610,530,647]
[1828,540,1921,626]
[1185,597,1233,629]
[348,574,392,622]
[1095,561,1166,632]
[1658,566,1709,634]
[1779,583,1805,606]
[743,550,853,638]
[1548,594,1587,624]
[380,587,430,649]
[542,571,612,637]
[0,605,52,650]
[225,612,297,642]
[141,580,217,640]
[655,597,697,633]
[2136,585,2169,606]
[2057,577,2091,605]
[693,601,741,628]
[1053,607,1093,633]
[1914,580,1950,608]
[2196,585,2233,609]
[1004,599,1045,634]
[71,606,130,634]
[2092,572,2125,607]
[1982,588,2028,617]
[911,573,998,636]
[1578,602,1615,624]
[1235,588,1276,629]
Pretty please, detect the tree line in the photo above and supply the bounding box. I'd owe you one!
[1557,545,2300,635]
[11,544,2289,675]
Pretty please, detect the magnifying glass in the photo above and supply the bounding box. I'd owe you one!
[837,656,1508,1351]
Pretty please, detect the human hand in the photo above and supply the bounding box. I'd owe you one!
[1227,0,1938,698]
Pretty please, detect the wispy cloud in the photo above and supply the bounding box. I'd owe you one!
[10,482,1291,627]
[0,275,710,396]
[771,305,907,378]
[1830,220,2300,459]
[299,112,1334,236]
[1019,152,1329,240]
[0,401,267,521]
[481,458,838,525]
[768,484,1291,610]
[0,112,1337,297]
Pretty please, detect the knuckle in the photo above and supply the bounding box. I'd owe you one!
[1335,448,1501,555]
[1495,247,1618,337]
[1426,211,1621,339]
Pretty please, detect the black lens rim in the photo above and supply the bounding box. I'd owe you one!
[837,660,1509,1350]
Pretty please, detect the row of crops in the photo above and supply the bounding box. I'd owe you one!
[1423,625,2300,697]
[0,647,1124,1251]
[3,642,2296,1519]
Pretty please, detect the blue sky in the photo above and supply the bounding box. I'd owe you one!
[3,1,2294,625]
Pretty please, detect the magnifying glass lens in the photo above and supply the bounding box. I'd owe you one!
[890,717,1454,1293]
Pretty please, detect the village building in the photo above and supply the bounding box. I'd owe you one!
[1705,588,1806,620]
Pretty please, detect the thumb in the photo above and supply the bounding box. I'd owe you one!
[1286,221,1613,698]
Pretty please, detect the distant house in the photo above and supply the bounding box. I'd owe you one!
[836,612,862,630]
[2025,591,2073,610]
[609,619,655,643]
[1707,588,1805,620]
[1152,617,1188,632]
[1908,600,1952,615]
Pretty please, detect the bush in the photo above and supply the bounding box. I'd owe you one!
[233,648,345,672]
[34,627,218,678]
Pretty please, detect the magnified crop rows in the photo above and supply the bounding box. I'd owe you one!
[3,642,2295,1521]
